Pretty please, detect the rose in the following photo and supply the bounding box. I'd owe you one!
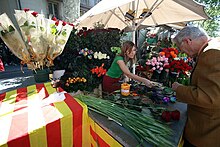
[23,8,30,12]
[62,21,67,26]
[171,110,180,120]
[31,12,38,17]
[161,111,171,122]
[166,59,192,74]
[162,110,180,121]
[52,17,57,21]
[146,55,169,72]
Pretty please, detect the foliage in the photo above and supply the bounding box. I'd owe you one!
[54,27,122,92]
[193,0,220,37]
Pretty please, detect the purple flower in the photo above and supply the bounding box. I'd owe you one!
[163,97,170,103]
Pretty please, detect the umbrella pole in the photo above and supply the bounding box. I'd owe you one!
[132,30,136,74]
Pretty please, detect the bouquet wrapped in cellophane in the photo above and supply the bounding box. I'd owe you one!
[0,13,32,67]
[0,8,73,70]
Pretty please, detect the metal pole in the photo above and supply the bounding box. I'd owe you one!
[132,1,136,74]
[132,29,136,74]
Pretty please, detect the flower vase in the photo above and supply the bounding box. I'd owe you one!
[33,68,50,83]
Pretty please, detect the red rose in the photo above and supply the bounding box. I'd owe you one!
[55,20,59,26]
[171,110,180,120]
[68,23,74,27]
[24,8,30,12]
[62,21,67,26]
[31,12,38,17]
[162,111,171,122]
[52,17,57,21]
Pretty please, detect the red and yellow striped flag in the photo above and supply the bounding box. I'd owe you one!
[0,82,90,147]
[0,83,122,147]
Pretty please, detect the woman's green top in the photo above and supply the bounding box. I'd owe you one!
[106,56,123,78]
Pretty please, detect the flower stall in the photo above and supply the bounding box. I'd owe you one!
[55,25,188,146]
[0,8,189,147]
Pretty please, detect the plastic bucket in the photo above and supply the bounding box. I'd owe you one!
[33,69,50,83]
[121,83,130,96]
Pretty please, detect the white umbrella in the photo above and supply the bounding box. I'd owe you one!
[75,0,209,73]
[75,0,208,31]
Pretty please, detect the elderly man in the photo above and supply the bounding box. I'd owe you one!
[172,26,220,147]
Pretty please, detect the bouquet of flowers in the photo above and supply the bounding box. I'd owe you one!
[165,59,192,86]
[0,13,32,66]
[159,47,179,61]
[166,59,192,74]
[0,8,73,70]
[146,55,169,73]
[145,55,169,82]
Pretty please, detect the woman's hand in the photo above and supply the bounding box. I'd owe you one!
[143,78,153,88]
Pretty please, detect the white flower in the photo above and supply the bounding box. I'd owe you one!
[98,52,102,59]
[93,51,110,60]
[93,52,98,59]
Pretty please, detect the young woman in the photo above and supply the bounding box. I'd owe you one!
[102,41,153,93]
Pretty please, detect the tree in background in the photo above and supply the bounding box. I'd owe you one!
[194,0,220,37]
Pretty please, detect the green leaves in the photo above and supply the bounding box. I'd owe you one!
[8,25,15,32]
[61,30,67,37]
[50,24,58,35]
[194,0,220,37]
[75,95,175,147]
[22,21,29,27]
[40,26,44,31]
[0,25,15,36]
[111,47,121,54]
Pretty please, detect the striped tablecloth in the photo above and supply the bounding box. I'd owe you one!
[0,82,122,147]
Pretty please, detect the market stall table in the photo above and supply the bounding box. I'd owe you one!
[89,99,187,146]
[0,75,187,146]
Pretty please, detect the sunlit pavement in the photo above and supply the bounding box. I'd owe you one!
[0,76,35,93]
[0,66,35,93]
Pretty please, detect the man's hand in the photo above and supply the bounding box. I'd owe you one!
[172,82,182,91]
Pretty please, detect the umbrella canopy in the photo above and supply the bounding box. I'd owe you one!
[75,0,209,31]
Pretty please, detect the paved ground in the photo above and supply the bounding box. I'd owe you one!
[0,65,35,93]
